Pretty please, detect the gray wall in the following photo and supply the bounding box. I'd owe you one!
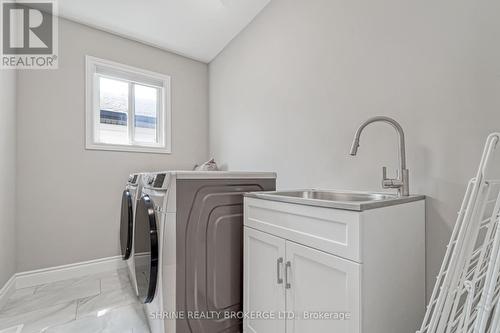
[209,0,500,296]
[0,70,17,287]
[17,18,208,271]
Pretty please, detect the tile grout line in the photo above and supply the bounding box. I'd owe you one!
[75,298,80,320]
[43,300,81,332]
[33,284,43,294]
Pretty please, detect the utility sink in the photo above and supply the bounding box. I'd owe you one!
[245,189,425,211]
[268,190,394,202]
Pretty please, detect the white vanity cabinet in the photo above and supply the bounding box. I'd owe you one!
[243,195,425,333]
[244,228,287,333]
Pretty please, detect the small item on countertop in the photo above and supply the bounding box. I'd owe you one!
[193,158,219,171]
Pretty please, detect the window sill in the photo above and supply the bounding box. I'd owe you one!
[85,142,171,154]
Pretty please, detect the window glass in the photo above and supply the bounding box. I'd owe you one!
[134,84,158,144]
[99,77,129,145]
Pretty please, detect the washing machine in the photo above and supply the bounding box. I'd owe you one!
[134,171,276,333]
[120,172,145,295]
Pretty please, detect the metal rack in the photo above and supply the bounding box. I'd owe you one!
[418,133,500,333]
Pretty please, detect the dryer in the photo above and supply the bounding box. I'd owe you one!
[120,172,144,295]
[134,171,276,333]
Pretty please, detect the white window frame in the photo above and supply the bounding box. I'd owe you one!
[85,56,172,154]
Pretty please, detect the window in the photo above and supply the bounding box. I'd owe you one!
[85,56,171,153]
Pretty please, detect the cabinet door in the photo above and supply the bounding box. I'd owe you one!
[244,227,286,333]
[285,241,361,333]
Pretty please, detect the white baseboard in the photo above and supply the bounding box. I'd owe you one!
[15,256,127,289]
[0,274,16,310]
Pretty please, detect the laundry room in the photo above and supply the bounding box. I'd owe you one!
[1,0,500,332]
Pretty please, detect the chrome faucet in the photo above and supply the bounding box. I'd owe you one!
[349,116,409,196]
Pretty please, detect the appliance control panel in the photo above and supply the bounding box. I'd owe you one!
[153,173,166,188]
[127,174,139,185]
[143,173,168,189]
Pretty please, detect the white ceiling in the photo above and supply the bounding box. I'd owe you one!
[58,0,271,63]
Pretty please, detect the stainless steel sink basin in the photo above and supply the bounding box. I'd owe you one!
[266,190,395,202]
[245,189,425,211]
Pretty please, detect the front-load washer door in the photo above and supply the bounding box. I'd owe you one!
[134,194,159,304]
[120,189,133,260]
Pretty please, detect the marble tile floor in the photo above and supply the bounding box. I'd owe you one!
[0,269,150,333]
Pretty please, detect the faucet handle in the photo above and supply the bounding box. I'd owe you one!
[382,166,403,189]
